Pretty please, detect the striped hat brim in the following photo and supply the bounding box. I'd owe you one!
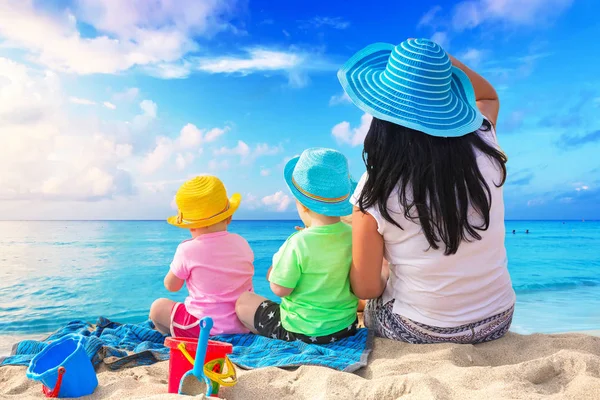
[338,43,484,138]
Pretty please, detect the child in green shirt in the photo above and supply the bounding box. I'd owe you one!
[235,148,359,343]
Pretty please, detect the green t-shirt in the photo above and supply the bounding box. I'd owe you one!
[269,222,358,336]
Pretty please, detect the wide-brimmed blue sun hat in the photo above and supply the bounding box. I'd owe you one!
[284,148,356,217]
[338,38,484,138]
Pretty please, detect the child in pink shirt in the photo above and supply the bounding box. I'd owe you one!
[149,176,254,336]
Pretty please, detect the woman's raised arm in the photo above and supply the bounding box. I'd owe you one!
[448,54,500,129]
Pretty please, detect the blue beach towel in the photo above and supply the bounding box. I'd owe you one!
[2,318,372,373]
[214,328,372,373]
[1,317,169,369]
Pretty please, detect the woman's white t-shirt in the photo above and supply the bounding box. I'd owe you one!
[350,124,516,328]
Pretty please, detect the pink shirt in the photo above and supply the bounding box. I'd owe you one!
[170,231,254,335]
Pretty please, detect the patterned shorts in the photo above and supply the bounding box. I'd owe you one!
[364,298,514,344]
[254,300,358,344]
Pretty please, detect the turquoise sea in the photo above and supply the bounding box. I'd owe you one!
[1,220,599,354]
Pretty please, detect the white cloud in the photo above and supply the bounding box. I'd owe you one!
[190,47,337,87]
[214,140,251,157]
[527,198,546,207]
[175,153,195,171]
[205,126,229,142]
[69,97,97,106]
[141,137,173,174]
[452,2,483,30]
[262,191,292,212]
[142,178,186,194]
[480,51,553,82]
[0,2,337,85]
[287,70,310,89]
[260,168,271,177]
[0,0,240,76]
[103,101,117,110]
[195,49,302,74]
[145,61,193,79]
[458,48,483,66]
[0,58,133,201]
[76,0,239,37]
[242,192,260,210]
[418,5,443,28]
[112,87,139,103]
[301,16,350,30]
[331,113,373,147]
[139,100,157,118]
[177,123,203,148]
[329,92,351,106]
[431,32,450,50]
[214,141,281,164]
[452,0,573,31]
[141,122,230,173]
[208,159,230,171]
[253,143,283,158]
[0,58,60,126]
[131,99,158,130]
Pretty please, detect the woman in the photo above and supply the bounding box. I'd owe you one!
[338,38,515,344]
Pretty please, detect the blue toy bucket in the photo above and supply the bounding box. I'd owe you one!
[26,334,98,398]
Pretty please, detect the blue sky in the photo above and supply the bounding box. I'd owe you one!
[0,0,598,220]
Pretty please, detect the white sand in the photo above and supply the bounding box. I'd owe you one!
[2,332,600,399]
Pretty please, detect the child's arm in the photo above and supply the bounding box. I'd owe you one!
[164,271,184,292]
[270,282,293,297]
[166,244,188,292]
[267,265,293,296]
[269,240,300,298]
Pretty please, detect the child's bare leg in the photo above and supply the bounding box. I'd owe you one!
[357,299,366,312]
[150,298,176,334]
[235,292,269,334]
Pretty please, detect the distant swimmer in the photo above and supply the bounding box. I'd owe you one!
[526,229,529,234]
[512,230,516,234]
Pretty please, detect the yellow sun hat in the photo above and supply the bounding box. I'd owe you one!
[167,176,241,229]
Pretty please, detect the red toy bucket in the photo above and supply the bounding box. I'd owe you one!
[164,337,232,395]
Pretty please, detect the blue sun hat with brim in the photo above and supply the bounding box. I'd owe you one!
[284,148,356,217]
[338,38,484,138]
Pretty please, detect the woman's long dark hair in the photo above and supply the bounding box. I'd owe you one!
[357,117,507,255]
